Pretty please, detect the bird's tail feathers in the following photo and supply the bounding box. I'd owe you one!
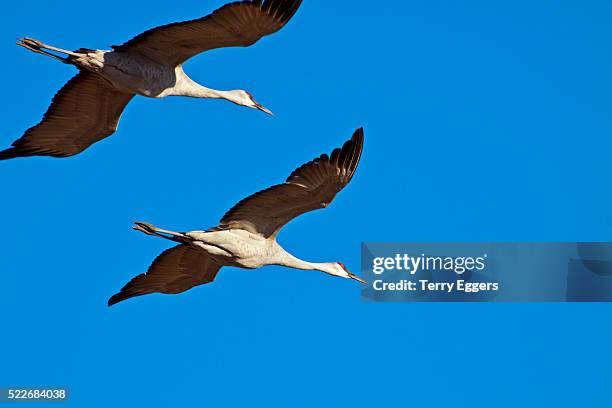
[133,221,191,245]
[16,37,82,64]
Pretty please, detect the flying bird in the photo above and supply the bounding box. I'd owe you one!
[1,0,302,160]
[108,128,366,306]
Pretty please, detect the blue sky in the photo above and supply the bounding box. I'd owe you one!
[1,0,612,406]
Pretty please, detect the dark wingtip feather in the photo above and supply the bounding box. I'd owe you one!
[107,289,148,307]
[352,127,365,156]
[0,146,75,160]
[108,273,155,306]
[108,288,136,307]
[263,0,303,24]
[347,127,365,175]
[0,148,19,161]
[332,127,364,181]
[354,127,364,139]
[339,127,364,160]
[286,127,365,184]
[0,147,30,161]
[107,293,126,307]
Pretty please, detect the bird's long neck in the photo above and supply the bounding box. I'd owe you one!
[278,251,336,275]
[172,70,240,103]
[174,82,233,100]
[179,84,238,101]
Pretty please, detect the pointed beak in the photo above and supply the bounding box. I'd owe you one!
[348,272,367,284]
[254,103,274,116]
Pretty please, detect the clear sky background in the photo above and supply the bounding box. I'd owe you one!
[1,0,611,406]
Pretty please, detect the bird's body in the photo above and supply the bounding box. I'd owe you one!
[1,0,301,160]
[75,50,177,97]
[108,128,366,306]
[71,50,216,99]
[186,229,280,269]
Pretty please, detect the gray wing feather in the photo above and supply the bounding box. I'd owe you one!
[0,72,133,160]
[216,128,364,238]
[108,245,223,306]
[112,0,302,66]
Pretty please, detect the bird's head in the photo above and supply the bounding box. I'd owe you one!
[328,262,367,284]
[231,90,273,115]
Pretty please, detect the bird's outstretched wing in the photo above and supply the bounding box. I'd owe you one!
[0,72,133,160]
[215,128,364,238]
[108,245,222,306]
[111,0,302,66]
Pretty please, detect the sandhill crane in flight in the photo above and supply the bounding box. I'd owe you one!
[0,0,302,160]
[108,128,366,306]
